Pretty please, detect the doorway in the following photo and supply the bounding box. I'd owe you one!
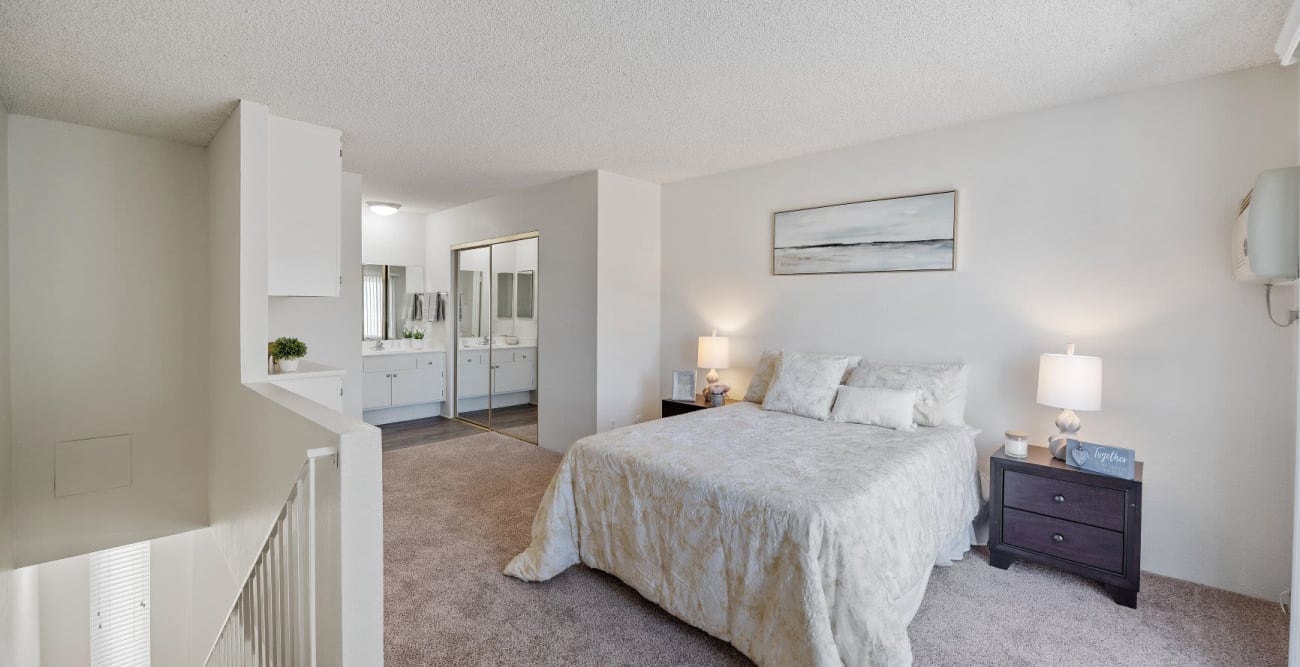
[453,233,539,444]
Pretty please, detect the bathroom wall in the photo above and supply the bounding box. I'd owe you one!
[362,210,427,277]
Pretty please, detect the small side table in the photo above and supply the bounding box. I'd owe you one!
[661,396,739,418]
[988,444,1144,608]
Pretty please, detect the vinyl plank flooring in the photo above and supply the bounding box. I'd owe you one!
[459,404,537,430]
[382,405,538,451]
[380,416,487,451]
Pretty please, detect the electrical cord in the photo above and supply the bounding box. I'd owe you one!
[1265,284,1298,327]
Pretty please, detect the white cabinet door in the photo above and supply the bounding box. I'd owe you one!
[493,360,535,394]
[417,354,447,402]
[267,115,342,296]
[362,371,392,410]
[391,367,439,407]
[458,352,490,398]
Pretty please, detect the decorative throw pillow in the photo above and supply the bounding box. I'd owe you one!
[846,362,969,427]
[743,349,782,403]
[762,352,854,421]
[829,386,918,431]
[744,350,862,403]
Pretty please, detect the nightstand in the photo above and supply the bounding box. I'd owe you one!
[661,396,739,418]
[988,445,1144,608]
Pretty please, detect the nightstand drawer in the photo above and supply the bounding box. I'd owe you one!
[1002,508,1124,573]
[1003,470,1126,531]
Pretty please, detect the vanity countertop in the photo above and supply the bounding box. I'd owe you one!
[269,360,346,380]
[362,346,446,357]
[458,343,536,352]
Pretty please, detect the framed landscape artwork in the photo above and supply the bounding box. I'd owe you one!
[772,190,957,275]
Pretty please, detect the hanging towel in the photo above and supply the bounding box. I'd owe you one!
[434,292,447,322]
[404,293,425,323]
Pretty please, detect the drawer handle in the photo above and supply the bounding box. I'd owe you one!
[1052,494,1066,503]
[1052,533,1064,543]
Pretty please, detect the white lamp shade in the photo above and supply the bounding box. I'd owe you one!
[697,336,730,370]
[1036,351,1102,411]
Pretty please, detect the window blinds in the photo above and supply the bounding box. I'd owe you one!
[363,265,385,339]
[89,542,150,666]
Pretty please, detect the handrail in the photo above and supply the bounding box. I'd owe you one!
[204,447,337,666]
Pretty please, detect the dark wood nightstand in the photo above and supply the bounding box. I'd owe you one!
[661,396,740,418]
[989,445,1144,608]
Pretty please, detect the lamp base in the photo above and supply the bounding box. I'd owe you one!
[1048,408,1081,460]
[705,368,720,385]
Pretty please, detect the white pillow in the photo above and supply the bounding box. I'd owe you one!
[829,386,918,431]
[846,362,969,427]
[743,349,782,403]
[761,352,854,421]
[744,350,862,403]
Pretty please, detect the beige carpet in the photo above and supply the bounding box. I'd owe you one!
[383,432,1288,666]
[499,422,538,444]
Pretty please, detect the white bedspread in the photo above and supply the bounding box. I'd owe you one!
[504,402,981,666]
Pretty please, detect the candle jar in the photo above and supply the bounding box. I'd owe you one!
[1004,430,1029,458]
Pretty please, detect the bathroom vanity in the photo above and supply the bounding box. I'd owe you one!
[361,347,448,425]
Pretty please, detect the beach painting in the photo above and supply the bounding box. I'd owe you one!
[773,191,956,275]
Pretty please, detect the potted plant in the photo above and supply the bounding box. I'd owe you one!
[404,328,426,350]
[271,337,308,373]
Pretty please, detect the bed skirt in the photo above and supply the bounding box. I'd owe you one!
[895,522,976,626]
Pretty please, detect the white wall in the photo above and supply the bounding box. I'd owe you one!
[7,115,210,567]
[269,172,365,419]
[149,531,195,666]
[660,65,1297,600]
[1290,60,1300,665]
[0,102,26,667]
[427,172,599,451]
[32,533,195,667]
[363,210,427,275]
[596,172,661,430]
[36,554,89,666]
[7,568,38,667]
[199,101,383,664]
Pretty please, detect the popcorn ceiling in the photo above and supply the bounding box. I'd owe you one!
[0,0,1286,212]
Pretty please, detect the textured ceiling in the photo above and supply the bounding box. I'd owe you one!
[0,1,1289,212]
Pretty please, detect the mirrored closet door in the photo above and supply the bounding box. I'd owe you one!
[454,233,539,444]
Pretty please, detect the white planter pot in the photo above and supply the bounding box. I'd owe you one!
[278,358,300,373]
[412,339,425,349]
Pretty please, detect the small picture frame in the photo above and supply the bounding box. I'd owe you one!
[671,370,697,401]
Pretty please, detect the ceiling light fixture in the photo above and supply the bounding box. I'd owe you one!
[367,201,402,216]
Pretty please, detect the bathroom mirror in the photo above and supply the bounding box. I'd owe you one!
[363,264,423,340]
[363,264,433,340]
[496,272,515,318]
[516,270,535,319]
[455,234,539,445]
[457,269,487,337]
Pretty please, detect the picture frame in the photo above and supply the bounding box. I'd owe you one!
[772,190,957,275]
[671,370,698,401]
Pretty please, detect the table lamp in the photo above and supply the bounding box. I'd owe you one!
[1037,343,1103,460]
[697,331,730,389]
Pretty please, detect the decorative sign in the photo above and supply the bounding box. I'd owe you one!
[1064,439,1136,480]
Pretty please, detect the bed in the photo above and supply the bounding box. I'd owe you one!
[504,401,981,667]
